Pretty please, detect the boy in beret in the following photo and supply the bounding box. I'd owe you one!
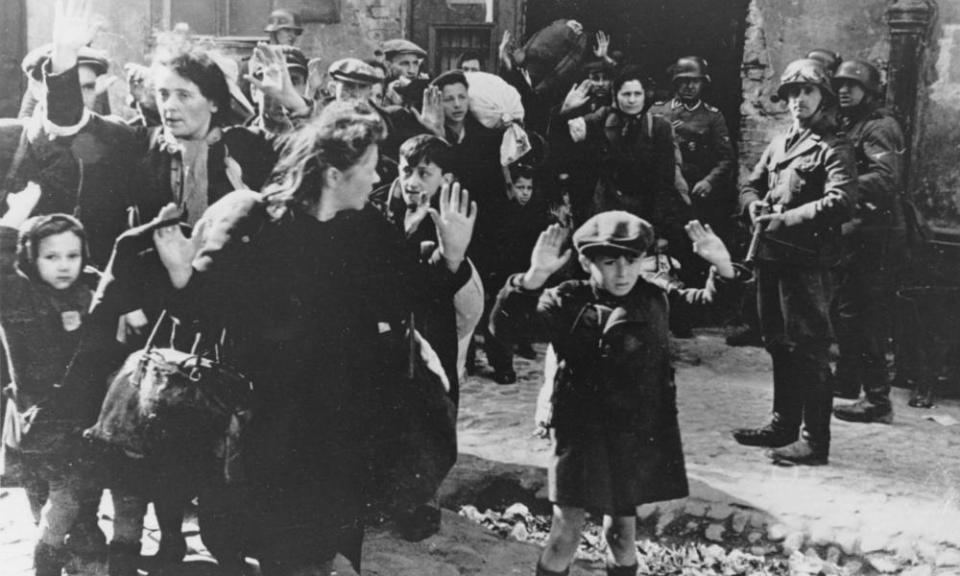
[491,212,741,576]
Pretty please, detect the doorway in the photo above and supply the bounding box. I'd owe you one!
[524,0,751,141]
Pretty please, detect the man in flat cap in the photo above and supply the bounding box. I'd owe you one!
[327,58,385,103]
[382,39,428,107]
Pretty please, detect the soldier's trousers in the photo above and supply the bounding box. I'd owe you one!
[833,231,905,407]
[756,261,835,450]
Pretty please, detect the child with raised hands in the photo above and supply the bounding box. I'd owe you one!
[491,213,743,576]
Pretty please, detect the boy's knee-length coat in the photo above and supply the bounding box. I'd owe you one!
[492,272,732,510]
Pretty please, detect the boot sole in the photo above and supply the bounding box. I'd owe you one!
[833,411,893,424]
[732,433,796,448]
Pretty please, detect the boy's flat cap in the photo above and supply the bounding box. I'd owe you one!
[573,211,655,256]
[328,58,384,85]
[382,39,427,59]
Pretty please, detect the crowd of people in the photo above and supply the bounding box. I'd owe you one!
[0,1,913,576]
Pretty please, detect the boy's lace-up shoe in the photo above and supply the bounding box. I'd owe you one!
[833,399,893,423]
[766,440,828,466]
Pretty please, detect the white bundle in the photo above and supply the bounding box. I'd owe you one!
[465,71,531,166]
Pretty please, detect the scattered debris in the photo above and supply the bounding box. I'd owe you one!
[458,503,792,575]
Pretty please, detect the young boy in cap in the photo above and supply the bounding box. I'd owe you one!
[492,213,740,576]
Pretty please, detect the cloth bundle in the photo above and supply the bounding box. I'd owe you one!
[465,71,531,166]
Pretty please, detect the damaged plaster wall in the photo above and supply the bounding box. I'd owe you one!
[739,0,890,180]
[26,0,408,118]
[915,1,960,227]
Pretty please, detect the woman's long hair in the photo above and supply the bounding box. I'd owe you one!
[262,101,386,214]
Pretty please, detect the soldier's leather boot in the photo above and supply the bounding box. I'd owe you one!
[834,399,893,423]
[34,542,69,576]
[732,423,796,447]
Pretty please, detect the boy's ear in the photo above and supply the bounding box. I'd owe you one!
[578,253,592,274]
[441,172,454,185]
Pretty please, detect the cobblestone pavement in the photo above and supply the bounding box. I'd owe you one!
[457,330,960,572]
[2,330,959,575]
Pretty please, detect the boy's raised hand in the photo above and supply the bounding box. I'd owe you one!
[428,181,476,273]
[521,224,571,290]
[685,220,735,278]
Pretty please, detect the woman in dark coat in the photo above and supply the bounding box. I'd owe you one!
[147,100,476,575]
[557,66,690,247]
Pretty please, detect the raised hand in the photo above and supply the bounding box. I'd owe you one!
[0,182,42,228]
[414,85,445,136]
[428,182,476,272]
[521,224,571,290]
[593,31,610,59]
[246,43,309,115]
[685,220,734,278]
[498,30,514,71]
[51,0,97,73]
[152,203,198,289]
[560,81,592,114]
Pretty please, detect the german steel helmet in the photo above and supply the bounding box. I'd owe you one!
[264,8,303,34]
[777,58,835,100]
[833,59,882,95]
[671,56,711,84]
[805,48,842,76]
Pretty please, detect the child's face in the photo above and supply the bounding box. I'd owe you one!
[399,158,448,206]
[36,231,83,290]
[512,177,534,206]
[582,251,644,297]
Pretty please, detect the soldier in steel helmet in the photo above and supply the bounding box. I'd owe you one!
[830,60,906,423]
[733,59,857,466]
[650,56,735,234]
[264,8,304,47]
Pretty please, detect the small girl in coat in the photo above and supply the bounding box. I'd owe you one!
[491,212,741,576]
[0,184,102,576]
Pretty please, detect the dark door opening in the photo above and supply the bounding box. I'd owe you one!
[524,0,750,142]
